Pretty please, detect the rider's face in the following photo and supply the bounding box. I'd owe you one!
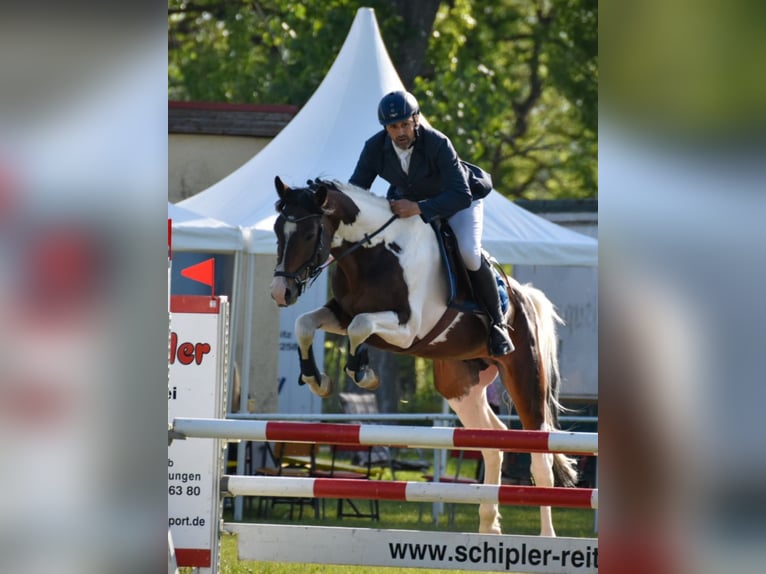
[385,118,417,150]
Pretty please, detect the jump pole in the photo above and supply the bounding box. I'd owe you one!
[218,477,599,573]
[170,417,599,573]
[222,475,598,509]
[172,417,598,455]
[172,424,598,574]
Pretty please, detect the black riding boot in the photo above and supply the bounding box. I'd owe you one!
[468,261,515,356]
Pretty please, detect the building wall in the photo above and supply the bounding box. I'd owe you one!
[169,133,269,203]
[513,201,598,402]
[168,100,298,201]
[169,102,297,413]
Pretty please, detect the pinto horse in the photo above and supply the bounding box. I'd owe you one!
[270,177,577,536]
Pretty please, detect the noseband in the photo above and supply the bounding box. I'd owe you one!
[273,212,326,297]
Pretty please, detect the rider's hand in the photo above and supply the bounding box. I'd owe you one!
[389,199,421,218]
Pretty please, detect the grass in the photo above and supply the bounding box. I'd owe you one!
[180,455,597,573]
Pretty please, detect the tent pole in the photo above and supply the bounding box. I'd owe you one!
[234,253,256,521]
[227,250,242,414]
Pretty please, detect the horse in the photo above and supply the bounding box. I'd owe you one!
[269,176,578,536]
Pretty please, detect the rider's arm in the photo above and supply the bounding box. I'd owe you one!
[416,136,472,223]
[349,139,379,191]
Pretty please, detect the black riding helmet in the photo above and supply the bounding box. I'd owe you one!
[377,90,420,125]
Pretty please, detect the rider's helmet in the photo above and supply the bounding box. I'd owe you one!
[377,90,420,126]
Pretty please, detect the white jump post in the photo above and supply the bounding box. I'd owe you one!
[168,295,230,572]
[170,416,598,573]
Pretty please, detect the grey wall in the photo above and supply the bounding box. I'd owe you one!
[513,203,598,401]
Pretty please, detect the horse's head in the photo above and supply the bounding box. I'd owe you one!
[270,176,334,306]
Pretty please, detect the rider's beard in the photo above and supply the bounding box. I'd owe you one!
[395,135,412,149]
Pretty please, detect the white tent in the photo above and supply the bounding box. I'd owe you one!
[168,202,245,253]
[179,7,597,267]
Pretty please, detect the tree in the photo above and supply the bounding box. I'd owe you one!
[169,0,357,104]
[412,0,597,199]
[169,0,596,200]
[168,0,438,102]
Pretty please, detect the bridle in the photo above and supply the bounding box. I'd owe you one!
[273,212,326,298]
[273,204,398,298]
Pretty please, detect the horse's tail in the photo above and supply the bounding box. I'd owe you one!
[524,284,579,488]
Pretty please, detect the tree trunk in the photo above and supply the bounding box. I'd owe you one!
[368,347,400,413]
[383,0,442,88]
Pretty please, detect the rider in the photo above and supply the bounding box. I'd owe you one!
[349,90,514,356]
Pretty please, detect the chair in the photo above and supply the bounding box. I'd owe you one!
[338,391,381,416]
[314,443,381,521]
[337,392,429,479]
[422,449,484,484]
[253,441,320,519]
[420,449,484,526]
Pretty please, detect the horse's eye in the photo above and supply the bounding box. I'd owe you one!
[304,231,315,241]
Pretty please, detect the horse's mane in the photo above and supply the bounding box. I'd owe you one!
[325,180,395,223]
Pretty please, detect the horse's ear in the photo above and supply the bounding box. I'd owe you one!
[274,176,289,199]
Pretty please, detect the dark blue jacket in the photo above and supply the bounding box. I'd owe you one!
[349,124,491,223]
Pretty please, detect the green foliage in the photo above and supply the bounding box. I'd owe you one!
[322,335,440,415]
[169,0,360,104]
[397,356,440,415]
[414,0,597,199]
[168,0,597,200]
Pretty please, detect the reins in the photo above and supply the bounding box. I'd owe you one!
[275,206,398,294]
[311,214,398,280]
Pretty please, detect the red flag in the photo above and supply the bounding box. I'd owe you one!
[181,258,215,290]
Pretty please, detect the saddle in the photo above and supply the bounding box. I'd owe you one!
[431,220,509,315]
[401,221,510,356]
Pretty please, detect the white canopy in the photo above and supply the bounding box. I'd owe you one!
[168,202,245,253]
[481,193,596,266]
[180,7,597,266]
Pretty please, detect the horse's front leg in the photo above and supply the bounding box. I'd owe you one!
[295,305,346,398]
[345,311,416,391]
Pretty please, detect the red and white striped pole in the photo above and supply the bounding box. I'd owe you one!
[222,475,598,509]
[172,417,598,455]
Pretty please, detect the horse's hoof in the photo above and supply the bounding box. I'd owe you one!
[348,367,379,391]
[479,507,502,535]
[479,519,503,535]
[304,374,333,398]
